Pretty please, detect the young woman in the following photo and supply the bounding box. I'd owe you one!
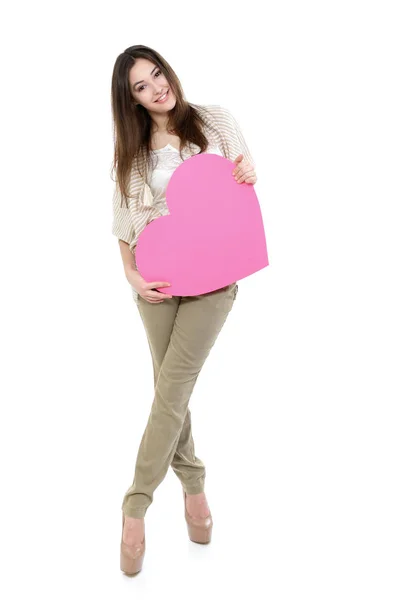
[111,45,257,575]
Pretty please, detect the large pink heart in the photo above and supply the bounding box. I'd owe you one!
[135,153,268,295]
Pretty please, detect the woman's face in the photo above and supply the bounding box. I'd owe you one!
[129,57,176,113]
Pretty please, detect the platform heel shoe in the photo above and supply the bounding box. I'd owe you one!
[183,490,213,544]
[120,512,146,575]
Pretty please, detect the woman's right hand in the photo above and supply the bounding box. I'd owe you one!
[126,268,173,304]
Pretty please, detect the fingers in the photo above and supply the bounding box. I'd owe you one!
[147,282,171,288]
[239,173,256,184]
[234,153,244,164]
[236,167,257,184]
[141,293,168,303]
[142,281,173,303]
[232,157,248,175]
[147,283,172,298]
[233,159,254,177]
[234,163,253,179]
[150,291,172,300]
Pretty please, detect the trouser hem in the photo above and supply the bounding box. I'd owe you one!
[122,505,148,519]
[182,482,205,495]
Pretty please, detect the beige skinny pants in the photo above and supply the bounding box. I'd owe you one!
[121,281,239,518]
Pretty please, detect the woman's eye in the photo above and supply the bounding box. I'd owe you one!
[138,70,162,92]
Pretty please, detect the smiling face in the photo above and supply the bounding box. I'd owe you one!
[129,57,176,113]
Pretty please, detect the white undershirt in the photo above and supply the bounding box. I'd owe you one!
[148,142,224,208]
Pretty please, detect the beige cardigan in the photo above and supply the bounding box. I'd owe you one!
[111,104,255,262]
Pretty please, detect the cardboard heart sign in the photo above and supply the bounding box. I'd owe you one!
[135,153,268,296]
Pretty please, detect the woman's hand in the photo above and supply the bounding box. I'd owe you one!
[232,154,257,185]
[125,267,173,304]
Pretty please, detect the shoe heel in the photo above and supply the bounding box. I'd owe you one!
[183,490,213,544]
[120,512,146,575]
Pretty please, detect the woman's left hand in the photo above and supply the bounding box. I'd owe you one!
[232,154,257,185]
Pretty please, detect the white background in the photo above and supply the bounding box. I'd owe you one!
[1,1,399,598]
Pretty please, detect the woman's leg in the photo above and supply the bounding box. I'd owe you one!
[135,294,207,495]
[121,283,238,518]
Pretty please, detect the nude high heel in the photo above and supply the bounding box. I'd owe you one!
[120,512,146,575]
[183,489,213,544]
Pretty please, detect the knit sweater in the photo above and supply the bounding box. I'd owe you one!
[111,104,255,304]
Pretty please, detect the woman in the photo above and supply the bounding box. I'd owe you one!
[111,45,257,575]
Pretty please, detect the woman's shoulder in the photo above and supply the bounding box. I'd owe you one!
[194,103,233,122]
[194,104,241,142]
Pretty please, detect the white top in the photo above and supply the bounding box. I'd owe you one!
[148,142,224,210]
[133,142,224,304]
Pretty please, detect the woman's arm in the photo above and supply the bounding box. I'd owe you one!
[111,181,139,279]
[111,182,136,243]
[216,105,256,169]
[118,239,138,280]
[222,107,257,185]
[117,239,173,303]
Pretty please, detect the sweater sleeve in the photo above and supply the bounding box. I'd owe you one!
[220,106,256,169]
[111,181,136,246]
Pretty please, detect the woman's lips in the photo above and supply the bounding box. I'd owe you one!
[155,89,169,103]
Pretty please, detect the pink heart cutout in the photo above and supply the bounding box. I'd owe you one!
[135,153,268,295]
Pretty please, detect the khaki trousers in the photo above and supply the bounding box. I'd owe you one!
[121,282,239,518]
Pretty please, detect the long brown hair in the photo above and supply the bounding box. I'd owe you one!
[111,45,212,208]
